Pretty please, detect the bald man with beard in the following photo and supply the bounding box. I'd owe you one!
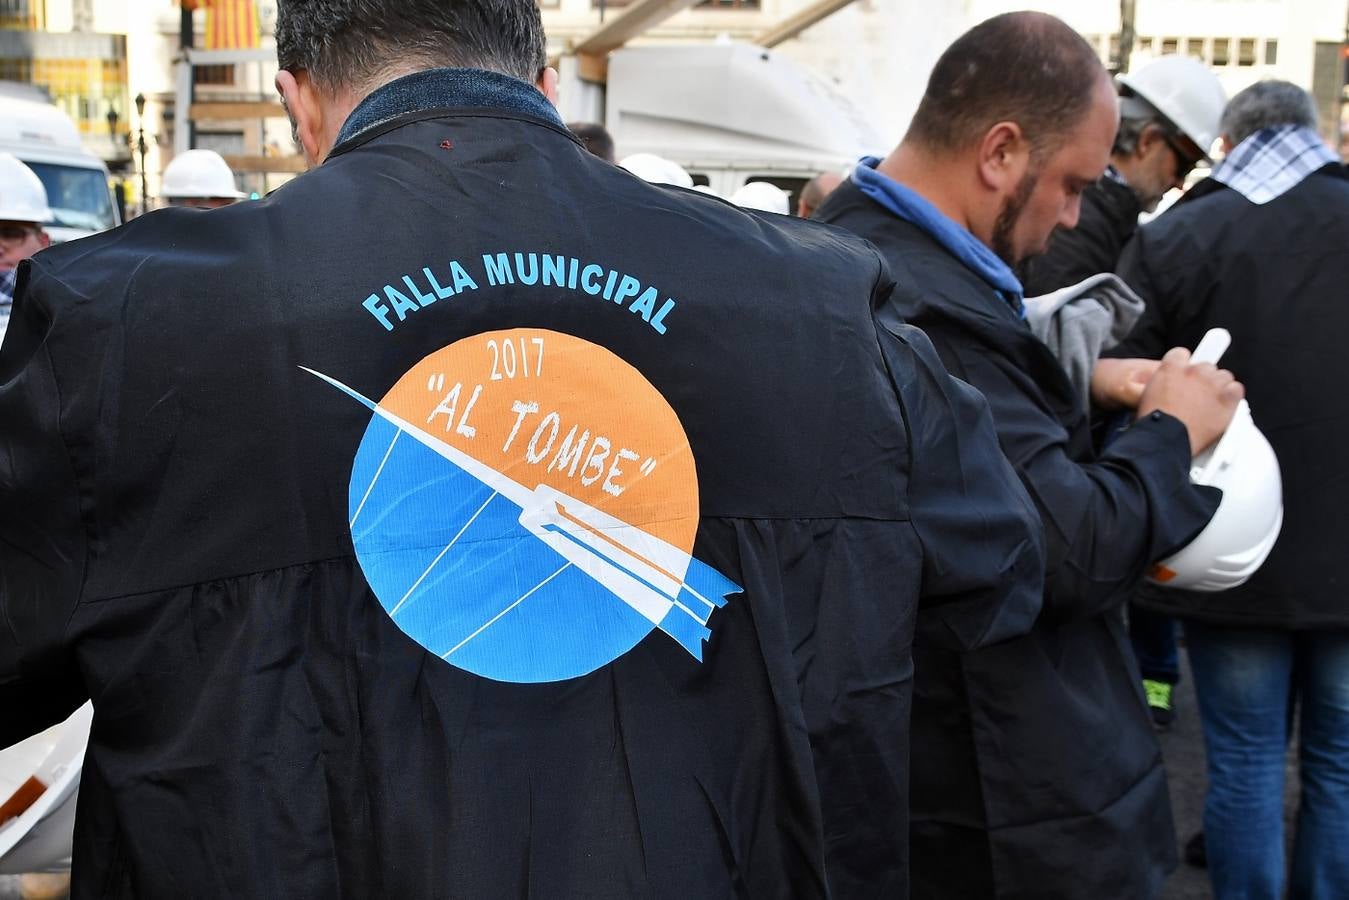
[817,13,1244,897]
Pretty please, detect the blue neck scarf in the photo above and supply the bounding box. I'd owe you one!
[852,156,1025,315]
[336,67,564,147]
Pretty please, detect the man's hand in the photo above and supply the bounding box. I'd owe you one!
[1091,358,1161,411]
[1136,347,1244,457]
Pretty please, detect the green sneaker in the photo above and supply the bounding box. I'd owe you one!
[1143,679,1174,730]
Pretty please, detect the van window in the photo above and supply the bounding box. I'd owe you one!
[24,162,117,232]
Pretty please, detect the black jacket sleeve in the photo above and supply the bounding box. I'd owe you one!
[0,260,89,747]
[874,309,1045,650]
[937,342,1218,624]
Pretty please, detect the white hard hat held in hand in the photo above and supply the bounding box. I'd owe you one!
[0,153,53,224]
[1148,329,1284,592]
[161,149,246,200]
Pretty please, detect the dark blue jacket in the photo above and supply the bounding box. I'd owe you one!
[1114,165,1349,630]
[818,179,1217,899]
[0,70,1043,898]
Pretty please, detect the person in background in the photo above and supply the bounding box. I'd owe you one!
[731,180,790,214]
[568,121,615,163]
[617,152,694,188]
[0,153,51,344]
[1111,80,1349,900]
[1022,55,1225,297]
[816,13,1242,897]
[161,149,245,209]
[798,171,842,218]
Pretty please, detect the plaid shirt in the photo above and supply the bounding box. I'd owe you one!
[1210,125,1339,205]
[0,268,15,338]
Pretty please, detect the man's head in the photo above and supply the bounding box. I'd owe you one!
[569,122,615,163]
[0,153,50,272]
[797,171,842,218]
[893,12,1117,268]
[1110,57,1226,211]
[1219,80,1319,152]
[274,0,554,166]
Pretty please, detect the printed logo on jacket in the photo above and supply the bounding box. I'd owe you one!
[307,329,740,683]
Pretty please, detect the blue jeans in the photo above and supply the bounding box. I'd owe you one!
[1131,604,1180,684]
[1185,623,1349,900]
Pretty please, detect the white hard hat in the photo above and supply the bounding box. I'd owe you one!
[1147,331,1283,592]
[731,181,790,215]
[161,149,244,200]
[618,153,694,189]
[0,152,52,224]
[1118,56,1228,160]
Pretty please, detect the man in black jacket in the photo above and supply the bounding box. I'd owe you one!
[1112,80,1349,900]
[817,12,1242,898]
[1022,55,1225,297]
[0,0,1046,896]
[1021,56,1226,729]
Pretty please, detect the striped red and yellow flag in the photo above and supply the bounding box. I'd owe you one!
[203,0,260,50]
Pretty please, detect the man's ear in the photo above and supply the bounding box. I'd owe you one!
[536,66,560,108]
[977,121,1031,194]
[276,69,324,166]
[1136,122,1168,159]
[37,232,50,250]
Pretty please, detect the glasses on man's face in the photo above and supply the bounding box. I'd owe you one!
[1162,132,1204,183]
[0,224,38,243]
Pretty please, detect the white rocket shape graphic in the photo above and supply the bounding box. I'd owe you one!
[304,367,740,659]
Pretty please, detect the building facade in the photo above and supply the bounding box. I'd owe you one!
[1,0,1343,207]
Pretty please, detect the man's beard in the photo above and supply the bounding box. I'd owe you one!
[990,168,1040,269]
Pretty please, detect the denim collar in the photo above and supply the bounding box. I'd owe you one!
[851,157,1025,316]
[335,67,563,147]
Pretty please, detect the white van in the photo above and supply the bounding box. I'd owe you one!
[600,43,884,209]
[0,94,120,243]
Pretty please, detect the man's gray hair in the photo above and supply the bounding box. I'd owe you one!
[1112,92,1169,157]
[275,0,548,91]
[1220,80,1319,147]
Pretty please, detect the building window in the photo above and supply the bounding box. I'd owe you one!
[1212,37,1231,67]
[1137,36,1154,54]
[0,0,45,30]
[1238,38,1257,66]
[1185,37,1205,60]
[1162,37,1179,55]
[1264,39,1278,65]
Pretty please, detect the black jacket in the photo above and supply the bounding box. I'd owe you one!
[817,180,1219,899]
[1113,166,1349,629]
[1021,173,1142,296]
[0,72,1045,898]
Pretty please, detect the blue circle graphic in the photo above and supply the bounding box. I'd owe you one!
[349,411,662,683]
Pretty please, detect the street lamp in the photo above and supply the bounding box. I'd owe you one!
[134,92,149,214]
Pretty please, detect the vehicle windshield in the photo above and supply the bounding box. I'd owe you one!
[24,161,117,232]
